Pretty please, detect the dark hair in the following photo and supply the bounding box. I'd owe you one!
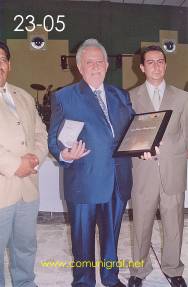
[0,41,11,60]
[140,45,166,65]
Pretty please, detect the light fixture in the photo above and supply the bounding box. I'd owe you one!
[30,35,46,50]
[61,55,68,69]
[162,39,176,53]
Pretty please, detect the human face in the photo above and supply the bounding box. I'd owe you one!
[0,48,10,87]
[77,47,109,89]
[140,51,167,86]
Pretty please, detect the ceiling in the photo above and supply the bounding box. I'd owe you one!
[71,0,188,7]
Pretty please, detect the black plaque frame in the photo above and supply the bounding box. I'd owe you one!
[114,110,172,157]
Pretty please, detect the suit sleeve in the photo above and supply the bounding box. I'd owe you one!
[121,88,135,121]
[48,92,71,167]
[181,97,188,151]
[0,96,48,177]
[126,91,135,119]
[0,146,21,177]
[32,103,48,165]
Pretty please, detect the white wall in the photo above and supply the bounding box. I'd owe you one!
[39,159,188,212]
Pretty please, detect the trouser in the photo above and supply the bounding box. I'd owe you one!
[67,188,127,287]
[0,200,39,287]
[130,187,185,279]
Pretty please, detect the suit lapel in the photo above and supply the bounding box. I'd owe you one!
[79,80,113,136]
[160,85,176,110]
[135,83,154,113]
[7,84,29,135]
[79,80,105,118]
[104,84,117,131]
[137,83,176,112]
[132,83,176,114]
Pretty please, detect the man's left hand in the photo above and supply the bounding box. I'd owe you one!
[61,140,90,161]
[24,153,39,166]
[141,146,160,160]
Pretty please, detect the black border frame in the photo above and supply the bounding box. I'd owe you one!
[114,110,172,157]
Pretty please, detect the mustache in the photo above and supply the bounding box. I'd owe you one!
[91,72,101,75]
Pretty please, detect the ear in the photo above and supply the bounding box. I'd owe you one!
[77,64,83,76]
[140,64,145,73]
[8,61,11,72]
[105,61,109,72]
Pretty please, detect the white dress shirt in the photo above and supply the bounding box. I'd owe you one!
[0,82,18,117]
[146,80,166,109]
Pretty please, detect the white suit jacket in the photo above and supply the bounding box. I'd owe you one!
[0,83,48,208]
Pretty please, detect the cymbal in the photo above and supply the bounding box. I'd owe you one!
[30,84,46,91]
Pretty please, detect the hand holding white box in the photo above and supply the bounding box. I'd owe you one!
[58,119,84,148]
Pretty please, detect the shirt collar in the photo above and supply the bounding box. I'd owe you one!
[0,82,7,92]
[89,83,104,93]
[146,80,166,97]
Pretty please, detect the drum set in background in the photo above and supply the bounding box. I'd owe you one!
[31,83,54,131]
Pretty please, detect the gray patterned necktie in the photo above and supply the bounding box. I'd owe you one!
[94,89,114,136]
[152,88,161,111]
[94,90,111,124]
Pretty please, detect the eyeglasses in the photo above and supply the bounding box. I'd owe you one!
[86,60,105,68]
[0,57,9,64]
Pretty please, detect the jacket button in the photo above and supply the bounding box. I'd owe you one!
[21,141,25,145]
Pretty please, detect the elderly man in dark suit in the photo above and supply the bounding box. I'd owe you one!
[48,39,134,287]
[128,45,188,287]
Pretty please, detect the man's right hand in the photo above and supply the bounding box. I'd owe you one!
[15,153,39,177]
[61,140,90,161]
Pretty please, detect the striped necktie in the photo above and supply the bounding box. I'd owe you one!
[94,89,114,136]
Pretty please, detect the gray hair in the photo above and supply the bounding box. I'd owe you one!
[76,39,108,65]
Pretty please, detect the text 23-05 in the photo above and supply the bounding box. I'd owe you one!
[13,15,66,32]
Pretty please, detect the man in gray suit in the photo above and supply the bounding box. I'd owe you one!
[128,46,188,287]
[0,41,48,287]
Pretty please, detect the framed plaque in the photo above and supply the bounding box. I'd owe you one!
[114,110,172,157]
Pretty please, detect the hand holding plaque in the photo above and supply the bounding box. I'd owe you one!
[114,110,172,157]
